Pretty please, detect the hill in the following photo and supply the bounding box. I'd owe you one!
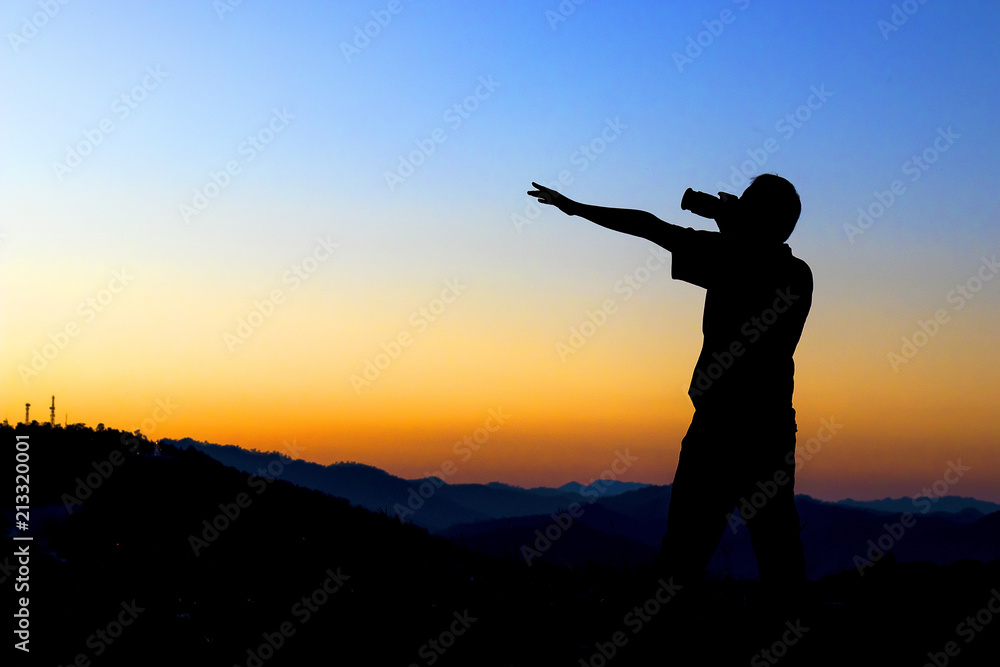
[8,423,999,665]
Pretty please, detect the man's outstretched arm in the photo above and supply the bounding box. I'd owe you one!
[527,182,683,252]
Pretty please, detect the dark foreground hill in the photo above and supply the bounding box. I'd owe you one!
[4,423,999,666]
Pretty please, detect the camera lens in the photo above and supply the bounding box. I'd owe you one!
[681,189,722,219]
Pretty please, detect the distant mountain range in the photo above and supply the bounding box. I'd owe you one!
[834,495,1000,517]
[165,438,1000,579]
[163,438,648,532]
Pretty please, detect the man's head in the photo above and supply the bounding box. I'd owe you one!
[725,174,801,245]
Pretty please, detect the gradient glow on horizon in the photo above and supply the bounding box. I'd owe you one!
[3,1,999,502]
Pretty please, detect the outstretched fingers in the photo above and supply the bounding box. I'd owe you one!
[527,181,557,204]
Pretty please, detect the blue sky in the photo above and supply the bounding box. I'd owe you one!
[4,1,997,264]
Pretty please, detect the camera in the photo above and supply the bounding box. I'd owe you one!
[681,188,739,221]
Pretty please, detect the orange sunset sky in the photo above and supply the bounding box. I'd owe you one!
[3,1,999,502]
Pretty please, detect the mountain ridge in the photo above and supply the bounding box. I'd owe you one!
[165,437,1000,577]
[166,437,998,520]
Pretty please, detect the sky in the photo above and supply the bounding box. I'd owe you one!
[2,0,999,502]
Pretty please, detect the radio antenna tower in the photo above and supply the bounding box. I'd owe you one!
[50,396,56,426]
[25,403,30,424]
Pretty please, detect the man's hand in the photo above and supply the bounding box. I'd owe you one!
[527,182,577,216]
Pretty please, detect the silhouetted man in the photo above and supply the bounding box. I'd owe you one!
[528,174,811,600]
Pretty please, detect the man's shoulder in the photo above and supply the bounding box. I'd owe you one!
[787,252,813,286]
[672,226,719,248]
[782,251,813,306]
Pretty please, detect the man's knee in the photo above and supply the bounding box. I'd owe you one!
[743,488,800,532]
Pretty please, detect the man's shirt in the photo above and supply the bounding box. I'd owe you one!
[669,228,813,414]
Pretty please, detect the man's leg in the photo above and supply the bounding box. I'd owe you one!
[742,422,807,605]
[745,492,806,584]
[655,413,743,585]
